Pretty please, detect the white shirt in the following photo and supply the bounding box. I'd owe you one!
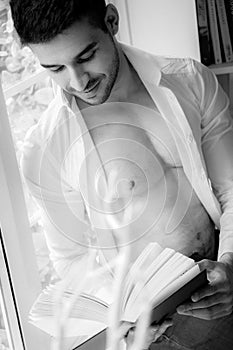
[21,44,233,279]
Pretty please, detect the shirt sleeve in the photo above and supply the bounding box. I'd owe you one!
[21,125,93,282]
[194,60,233,259]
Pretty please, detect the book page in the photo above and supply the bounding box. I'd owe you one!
[122,243,164,309]
[151,264,200,308]
[29,316,106,337]
[144,255,195,297]
[123,253,196,321]
[124,248,178,313]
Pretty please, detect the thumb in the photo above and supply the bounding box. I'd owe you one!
[197,259,216,272]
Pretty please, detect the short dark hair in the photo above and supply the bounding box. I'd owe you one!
[10,0,107,45]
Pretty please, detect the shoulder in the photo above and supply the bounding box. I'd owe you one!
[21,94,82,184]
[158,56,217,105]
[158,55,209,80]
[121,41,210,78]
[24,95,67,146]
[23,92,83,152]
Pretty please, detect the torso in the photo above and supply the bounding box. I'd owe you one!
[79,80,215,263]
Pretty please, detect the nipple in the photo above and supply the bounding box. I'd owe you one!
[110,178,136,199]
[129,180,135,190]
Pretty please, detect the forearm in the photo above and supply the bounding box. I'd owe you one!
[213,185,233,259]
[218,252,233,297]
[219,251,233,263]
[217,205,233,260]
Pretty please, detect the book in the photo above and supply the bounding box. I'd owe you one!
[29,243,208,349]
[207,0,223,63]
[224,0,233,47]
[216,0,233,62]
[195,0,213,65]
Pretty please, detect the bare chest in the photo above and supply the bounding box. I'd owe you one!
[80,98,214,259]
[83,101,181,171]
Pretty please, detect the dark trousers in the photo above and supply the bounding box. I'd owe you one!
[150,312,233,350]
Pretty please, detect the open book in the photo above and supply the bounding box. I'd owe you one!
[29,243,208,349]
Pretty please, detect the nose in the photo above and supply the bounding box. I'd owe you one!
[68,66,89,92]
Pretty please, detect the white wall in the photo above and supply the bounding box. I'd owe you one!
[116,0,201,60]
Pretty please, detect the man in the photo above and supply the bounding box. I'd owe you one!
[10,0,233,348]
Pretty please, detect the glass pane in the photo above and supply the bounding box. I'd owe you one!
[0,4,42,91]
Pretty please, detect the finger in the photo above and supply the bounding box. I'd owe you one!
[177,302,232,320]
[191,281,228,301]
[155,320,173,332]
[150,319,173,333]
[153,324,172,342]
[139,321,174,349]
[140,327,163,349]
[179,292,232,311]
[126,320,173,348]
[149,320,173,343]
[198,260,229,285]
[120,322,135,339]
[198,259,217,272]
[125,328,135,346]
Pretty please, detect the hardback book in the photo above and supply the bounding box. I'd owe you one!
[224,0,233,47]
[216,0,233,62]
[195,0,213,65]
[207,0,223,63]
[29,243,208,350]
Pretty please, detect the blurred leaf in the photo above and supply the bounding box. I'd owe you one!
[5,56,22,72]
[20,46,33,57]
[34,87,54,105]
[0,0,8,12]
[10,40,21,58]
[0,38,7,45]
[1,69,20,87]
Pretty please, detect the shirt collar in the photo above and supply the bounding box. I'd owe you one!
[120,42,162,85]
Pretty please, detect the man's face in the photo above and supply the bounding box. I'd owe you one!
[30,18,120,105]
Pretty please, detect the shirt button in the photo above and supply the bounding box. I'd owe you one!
[187,134,194,143]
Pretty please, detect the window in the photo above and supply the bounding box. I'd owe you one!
[0,2,53,348]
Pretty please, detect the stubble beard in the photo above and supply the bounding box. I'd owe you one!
[98,40,120,104]
[85,37,120,106]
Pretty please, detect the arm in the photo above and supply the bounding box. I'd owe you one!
[21,124,95,288]
[177,62,233,319]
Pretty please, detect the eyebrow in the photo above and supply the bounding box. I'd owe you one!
[40,42,98,68]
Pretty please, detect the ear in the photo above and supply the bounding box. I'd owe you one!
[104,4,119,35]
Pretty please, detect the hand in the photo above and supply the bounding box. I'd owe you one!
[177,256,233,320]
[123,319,173,349]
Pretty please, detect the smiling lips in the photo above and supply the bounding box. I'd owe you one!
[85,79,101,94]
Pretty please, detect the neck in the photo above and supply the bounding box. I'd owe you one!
[107,48,140,103]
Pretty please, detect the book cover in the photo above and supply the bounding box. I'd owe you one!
[224,0,233,47]
[207,0,223,63]
[216,0,233,62]
[195,0,213,65]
